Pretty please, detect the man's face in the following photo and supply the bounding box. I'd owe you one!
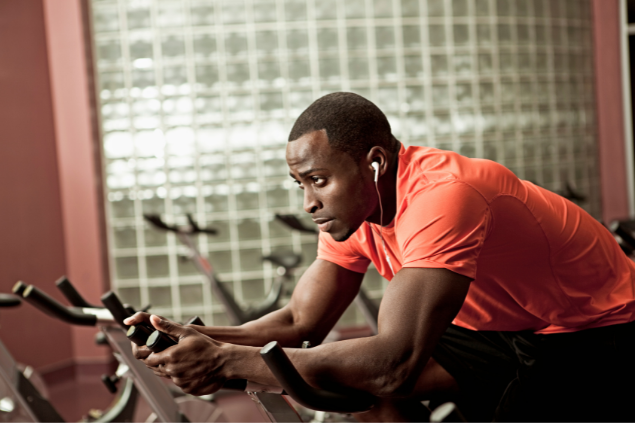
[287,130,374,242]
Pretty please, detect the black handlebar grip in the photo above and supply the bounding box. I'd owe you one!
[141,316,204,350]
[22,285,97,326]
[127,325,155,347]
[12,281,28,297]
[55,276,98,308]
[100,291,132,329]
[221,379,248,391]
[260,341,377,413]
[0,293,21,308]
[146,330,177,353]
[184,316,204,326]
[101,374,119,394]
[613,222,635,249]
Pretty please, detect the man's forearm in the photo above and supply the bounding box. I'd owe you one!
[221,332,433,397]
[196,306,314,348]
[216,268,471,398]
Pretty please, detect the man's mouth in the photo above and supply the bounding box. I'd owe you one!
[313,218,334,232]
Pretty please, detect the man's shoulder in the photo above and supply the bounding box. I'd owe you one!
[398,146,516,202]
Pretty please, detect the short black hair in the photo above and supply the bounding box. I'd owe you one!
[288,92,398,161]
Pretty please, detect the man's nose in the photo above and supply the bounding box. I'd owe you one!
[303,189,321,214]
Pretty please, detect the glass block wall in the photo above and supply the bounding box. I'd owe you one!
[90,0,599,326]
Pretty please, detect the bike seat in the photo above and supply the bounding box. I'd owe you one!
[262,252,302,270]
[0,294,21,308]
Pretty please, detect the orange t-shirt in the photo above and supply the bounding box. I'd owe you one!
[317,145,635,334]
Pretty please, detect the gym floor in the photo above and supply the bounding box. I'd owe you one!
[48,375,264,422]
[44,326,371,421]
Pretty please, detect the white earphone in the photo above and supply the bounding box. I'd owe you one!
[369,159,395,276]
[371,161,380,182]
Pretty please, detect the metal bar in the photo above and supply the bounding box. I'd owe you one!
[103,326,183,423]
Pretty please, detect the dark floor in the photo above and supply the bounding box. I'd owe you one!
[47,375,265,422]
[44,326,372,422]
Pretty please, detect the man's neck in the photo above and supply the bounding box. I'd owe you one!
[367,144,400,226]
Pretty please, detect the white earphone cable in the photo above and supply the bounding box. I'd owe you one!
[373,167,395,277]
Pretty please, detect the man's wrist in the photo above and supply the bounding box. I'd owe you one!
[220,342,262,381]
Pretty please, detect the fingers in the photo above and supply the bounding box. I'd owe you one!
[131,343,152,360]
[149,315,192,340]
[151,368,168,378]
[123,311,152,326]
[143,349,168,368]
[130,316,221,395]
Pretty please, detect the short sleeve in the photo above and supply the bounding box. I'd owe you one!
[316,231,371,274]
[398,181,490,279]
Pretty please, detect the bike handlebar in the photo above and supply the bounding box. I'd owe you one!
[144,213,217,236]
[611,220,635,250]
[93,289,376,414]
[274,214,318,235]
[13,281,28,296]
[16,284,98,326]
[55,276,100,308]
[100,291,133,329]
[0,293,21,308]
[260,341,377,413]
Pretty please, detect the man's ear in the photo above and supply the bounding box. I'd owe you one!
[365,146,387,176]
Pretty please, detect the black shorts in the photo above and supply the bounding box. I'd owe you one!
[431,321,635,422]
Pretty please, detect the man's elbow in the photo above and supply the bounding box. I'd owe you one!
[371,356,422,398]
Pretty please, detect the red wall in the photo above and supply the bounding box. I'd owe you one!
[592,0,632,223]
[0,0,109,374]
[43,0,111,365]
[0,0,75,369]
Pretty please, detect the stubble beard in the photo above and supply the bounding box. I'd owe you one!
[333,226,356,242]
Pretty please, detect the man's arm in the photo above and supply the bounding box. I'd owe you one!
[195,258,365,347]
[140,266,470,398]
[125,259,364,360]
[250,267,470,396]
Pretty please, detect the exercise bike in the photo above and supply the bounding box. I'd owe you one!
[106,289,464,423]
[143,213,295,326]
[0,291,139,423]
[12,280,223,422]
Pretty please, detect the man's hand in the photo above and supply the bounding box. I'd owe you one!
[123,312,155,362]
[133,315,230,396]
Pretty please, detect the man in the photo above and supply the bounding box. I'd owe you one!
[126,92,635,421]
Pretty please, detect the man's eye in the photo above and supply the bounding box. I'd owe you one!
[311,176,325,185]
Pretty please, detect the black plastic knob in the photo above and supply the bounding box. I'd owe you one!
[146,330,177,353]
[127,325,154,347]
[101,374,119,394]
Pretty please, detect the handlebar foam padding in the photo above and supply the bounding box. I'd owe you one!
[22,285,97,326]
[100,291,132,329]
[55,276,99,308]
[259,341,377,413]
